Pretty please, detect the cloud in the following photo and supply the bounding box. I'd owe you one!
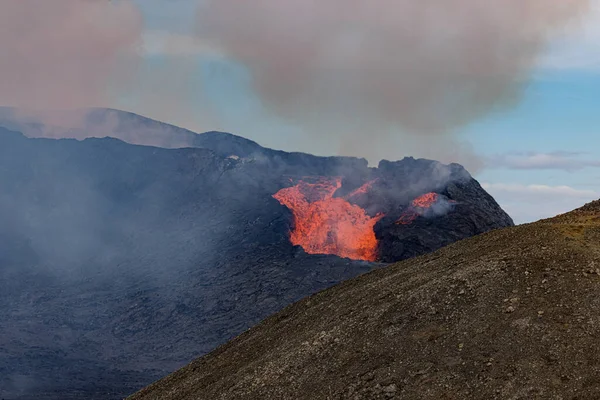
[486,151,600,171]
[481,182,599,223]
[538,0,600,71]
[481,182,599,198]
[0,0,143,110]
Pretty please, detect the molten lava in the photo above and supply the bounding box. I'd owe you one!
[274,179,452,260]
[273,178,383,261]
[411,192,439,208]
[345,179,379,200]
[396,192,440,225]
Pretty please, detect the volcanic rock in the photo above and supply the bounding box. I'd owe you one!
[130,200,600,400]
[0,111,511,399]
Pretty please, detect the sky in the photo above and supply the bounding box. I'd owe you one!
[464,3,600,223]
[7,0,600,225]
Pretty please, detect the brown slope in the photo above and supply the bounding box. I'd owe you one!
[130,200,600,400]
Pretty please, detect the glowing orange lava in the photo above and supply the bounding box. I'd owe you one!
[396,192,439,225]
[411,192,439,208]
[273,178,383,261]
[345,179,379,200]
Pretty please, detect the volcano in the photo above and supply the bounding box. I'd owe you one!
[0,109,512,399]
[130,200,600,400]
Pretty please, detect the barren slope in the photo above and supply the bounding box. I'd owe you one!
[131,200,600,400]
[0,127,511,399]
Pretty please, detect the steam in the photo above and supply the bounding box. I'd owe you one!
[197,0,589,165]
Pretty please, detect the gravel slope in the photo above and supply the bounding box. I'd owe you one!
[131,200,600,400]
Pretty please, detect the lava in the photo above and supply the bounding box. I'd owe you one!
[396,192,440,225]
[345,179,379,200]
[396,210,419,225]
[411,192,439,208]
[274,179,452,259]
[273,178,383,261]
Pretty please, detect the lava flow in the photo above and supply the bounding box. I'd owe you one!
[345,179,379,200]
[273,178,383,261]
[396,192,440,225]
[412,192,439,208]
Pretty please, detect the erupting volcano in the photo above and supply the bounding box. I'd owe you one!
[273,179,459,261]
[273,178,383,261]
[0,111,517,400]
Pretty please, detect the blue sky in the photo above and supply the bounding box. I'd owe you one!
[135,0,600,224]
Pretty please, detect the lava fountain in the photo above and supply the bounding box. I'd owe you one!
[273,177,383,261]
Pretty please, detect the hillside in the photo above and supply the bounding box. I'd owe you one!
[131,200,600,400]
[0,118,511,399]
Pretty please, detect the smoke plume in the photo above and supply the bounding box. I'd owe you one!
[0,1,590,168]
[197,0,589,165]
[0,0,142,110]
[0,1,218,148]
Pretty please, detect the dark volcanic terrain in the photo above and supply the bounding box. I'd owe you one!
[131,200,600,400]
[0,110,512,399]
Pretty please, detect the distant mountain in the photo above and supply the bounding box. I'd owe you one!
[0,112,512,399]
[0,106,376,172]
[0,107,200,149]
[130,200,600,400]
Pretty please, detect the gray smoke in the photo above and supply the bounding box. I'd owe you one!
[0,1,590,169]
[0,1,217,146]
[0,0,142,110]
[196,0,589,167]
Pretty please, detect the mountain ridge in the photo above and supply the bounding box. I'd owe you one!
[0,106,369,163]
